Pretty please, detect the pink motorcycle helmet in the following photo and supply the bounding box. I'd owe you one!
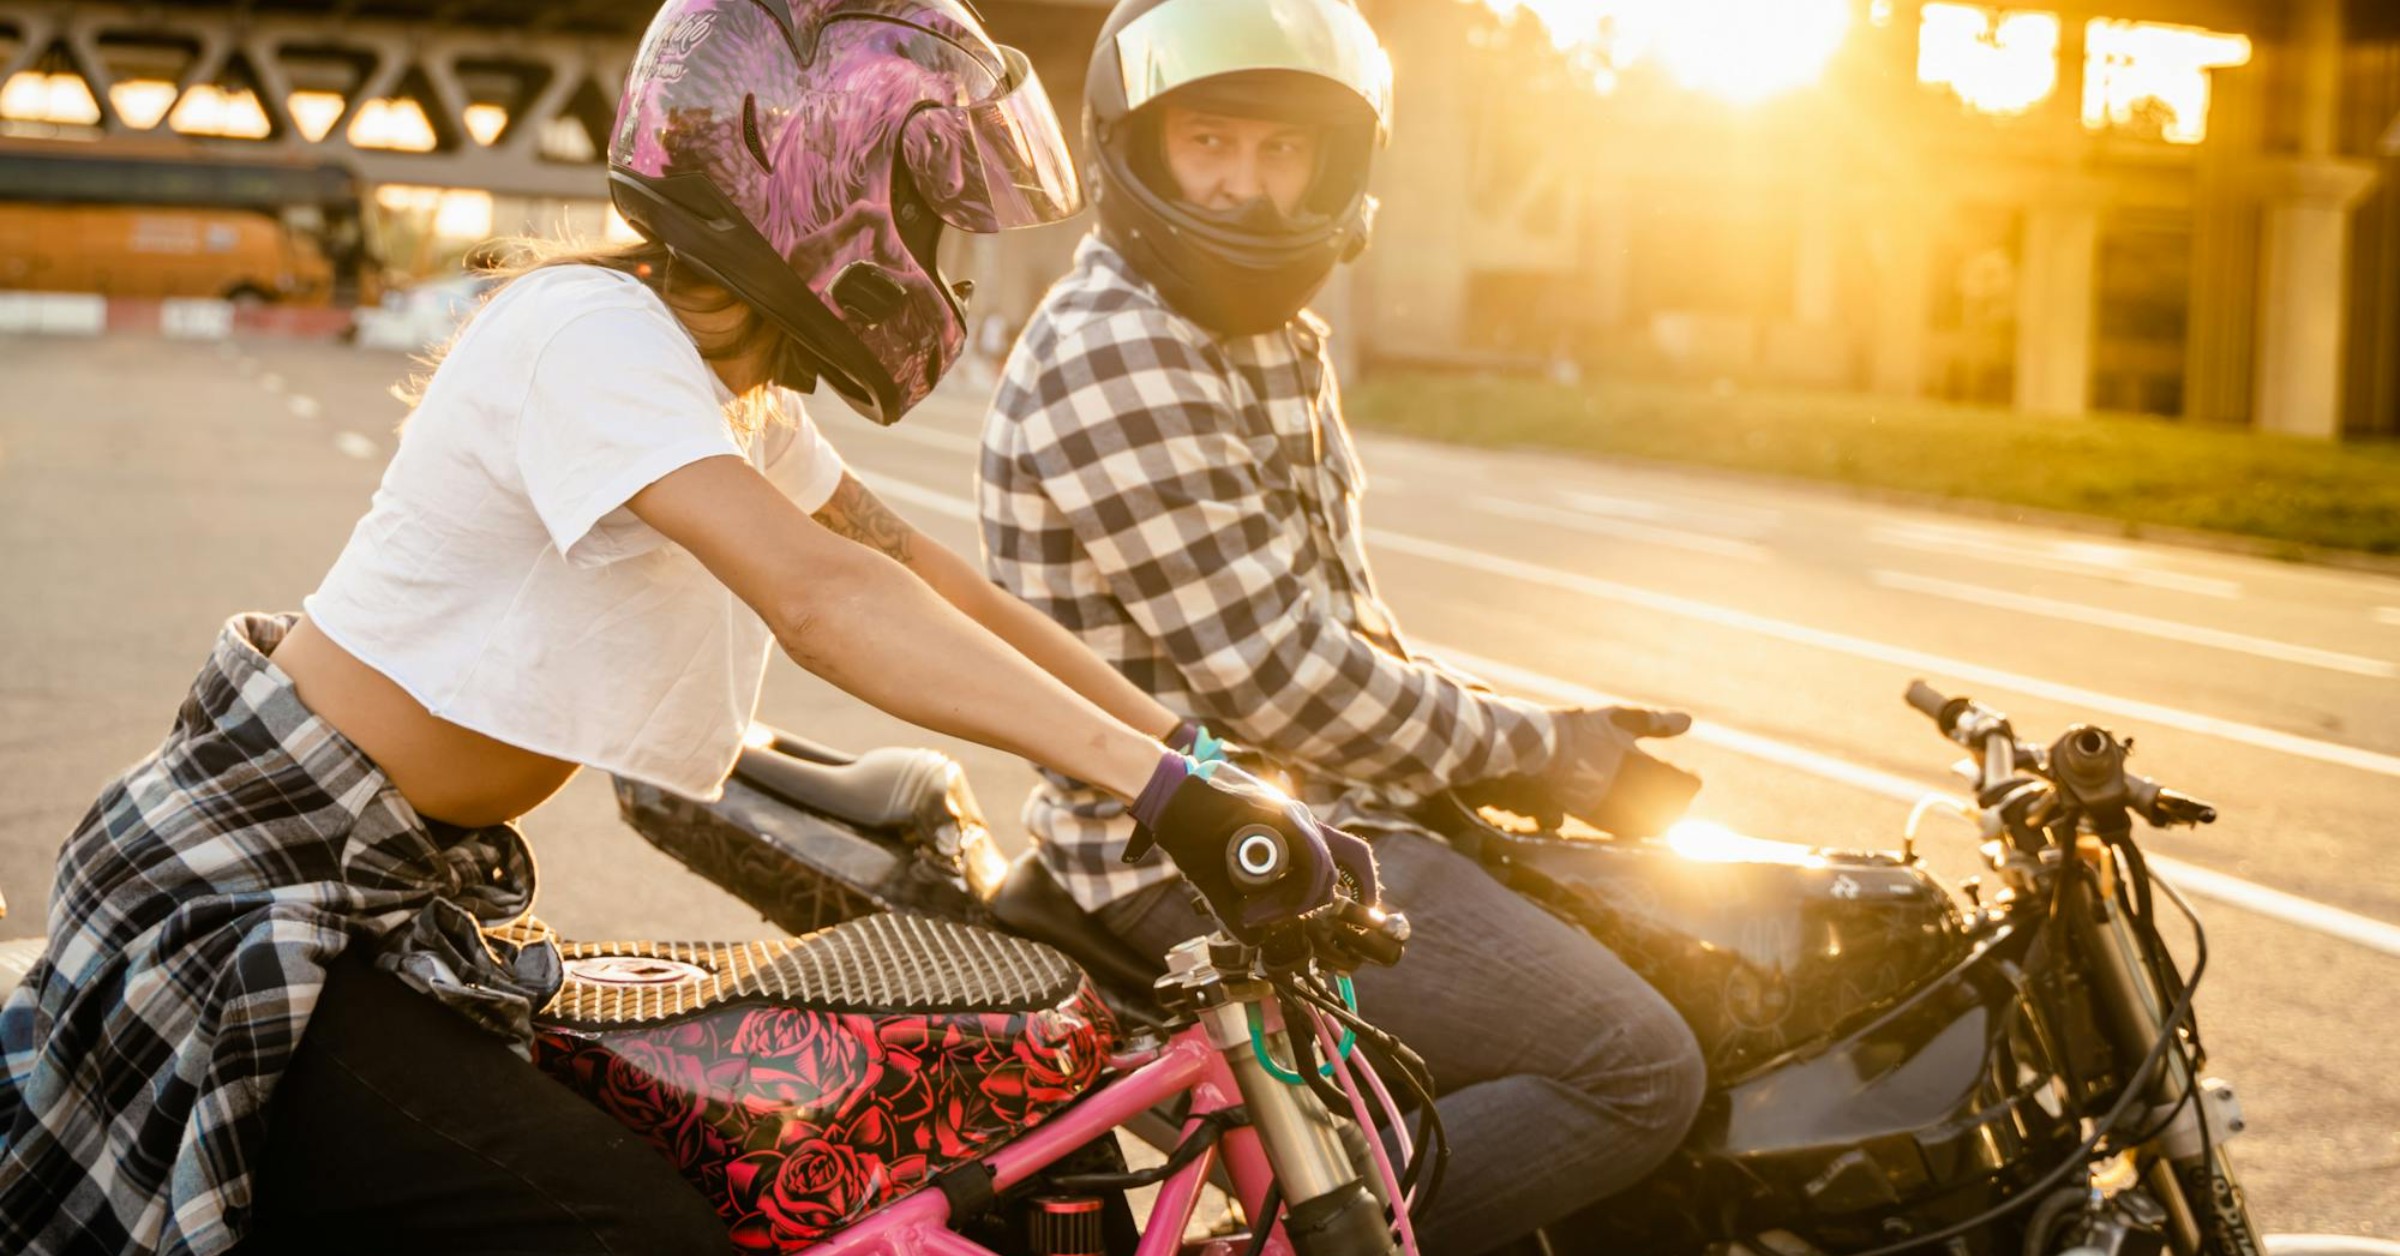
[609,0,1082,425]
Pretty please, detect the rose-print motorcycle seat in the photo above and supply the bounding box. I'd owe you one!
[531,914,1119,1253]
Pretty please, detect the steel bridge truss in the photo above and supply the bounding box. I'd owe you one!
[0,1,638,198]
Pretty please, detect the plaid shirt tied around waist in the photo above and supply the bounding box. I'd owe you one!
[979,237,1558,912]
[0,613,562,1256]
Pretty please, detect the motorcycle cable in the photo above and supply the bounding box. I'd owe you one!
[2147,868,2226,1250]
[1828,847,2211,1256]
[1275,970,1450,1219]
[1277,976,1436,1174]
[2099,842,2211,1157]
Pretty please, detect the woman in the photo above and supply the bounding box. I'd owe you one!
[0,3,1368,1254]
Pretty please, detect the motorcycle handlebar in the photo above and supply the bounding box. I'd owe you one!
[1904,679,1950,724]
[1902,683,2218,829]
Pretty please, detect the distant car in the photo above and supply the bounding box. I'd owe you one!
[351,272,495,352]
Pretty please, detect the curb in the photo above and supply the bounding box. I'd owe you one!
[0,292,354,341]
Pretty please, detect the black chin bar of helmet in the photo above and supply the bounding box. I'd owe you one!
[610,169,906,424]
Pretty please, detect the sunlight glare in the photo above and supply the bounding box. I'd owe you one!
[1665,820,1827,866]
[108,80,179,130]
[1483,0,1851,104]
[464,104,509,147]
[0,72,101,126]
[1918,4,2060,116]
[168,84,271,139]
[2083,18,2250,144]
[349,98,438,152]
[287,91,347,143]
[433,190,495,240]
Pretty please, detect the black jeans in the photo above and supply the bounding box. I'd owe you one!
[1100,829,1706,1256]
[233,951,729,1255]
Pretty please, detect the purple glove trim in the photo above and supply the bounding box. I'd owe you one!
[1129,752,1192,833]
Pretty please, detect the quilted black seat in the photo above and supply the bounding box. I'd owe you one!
[537,913,1086,1029]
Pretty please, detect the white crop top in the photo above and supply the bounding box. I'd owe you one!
[304,265,848,798]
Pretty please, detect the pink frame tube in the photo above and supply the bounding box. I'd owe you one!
[811,1025,1292,1256]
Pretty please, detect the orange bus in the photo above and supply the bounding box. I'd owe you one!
[0,139,382,307]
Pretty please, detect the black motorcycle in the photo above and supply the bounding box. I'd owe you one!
[616,684,2375,1256]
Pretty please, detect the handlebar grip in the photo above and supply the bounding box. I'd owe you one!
[1905,680,1950,722]
[1225,824,1290,890]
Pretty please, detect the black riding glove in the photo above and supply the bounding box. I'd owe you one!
[1126,752,1378,944]
[1467,706,1701,837]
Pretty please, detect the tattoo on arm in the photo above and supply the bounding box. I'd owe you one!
[813,473,916,565]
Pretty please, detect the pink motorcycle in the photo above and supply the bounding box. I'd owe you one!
[529,889,1427,1256]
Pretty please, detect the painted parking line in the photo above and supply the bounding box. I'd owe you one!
[1370,530,2400,779]
[288,395,322,421]
[1872,522,2243,600]
[1473,496,1771,563]
[1870,569,2396,679]
[861,467,2400,960]
[1435,647,2400,961]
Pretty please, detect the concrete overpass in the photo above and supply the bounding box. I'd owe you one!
[2,0,2395,438]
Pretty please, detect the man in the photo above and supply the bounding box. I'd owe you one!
[978,1,1707,1251]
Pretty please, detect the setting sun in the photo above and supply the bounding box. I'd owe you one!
[1484,0,1852,103]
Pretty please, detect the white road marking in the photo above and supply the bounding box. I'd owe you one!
[1474,496,1771,563]
[1436,647,2400,960]
[1870,570,2397,679]
[1369,530,2400,779]
[2377,608,2400,628]
[258,372,285,394]
[1872,522,2242,599]
[1558,489,1781,535]
[871,453,2400,776]
[288,395,322,420]
[334,432,379,460]
[861,467,2400,957]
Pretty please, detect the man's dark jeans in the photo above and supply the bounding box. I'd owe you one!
[1100,829,1707,1256]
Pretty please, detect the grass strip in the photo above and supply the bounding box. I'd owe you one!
[1346,374,2400,557]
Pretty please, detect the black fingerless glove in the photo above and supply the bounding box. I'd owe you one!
[1127,753,1378,943]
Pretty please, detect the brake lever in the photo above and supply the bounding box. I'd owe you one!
[1309,900,1410,971]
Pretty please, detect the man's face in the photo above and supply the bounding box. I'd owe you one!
[1157,105,1321,218]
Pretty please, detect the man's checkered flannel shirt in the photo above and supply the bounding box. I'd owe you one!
[979,237,1559,911]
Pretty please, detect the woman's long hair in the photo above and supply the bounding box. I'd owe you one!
[395,235,806,437]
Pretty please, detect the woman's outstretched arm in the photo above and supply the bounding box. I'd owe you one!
[809,472,1182,742]
[629,456,1163,798]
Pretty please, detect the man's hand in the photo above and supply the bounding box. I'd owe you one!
[1466,706,1701,837]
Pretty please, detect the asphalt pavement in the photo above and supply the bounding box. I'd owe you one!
[0,333,2393,1236]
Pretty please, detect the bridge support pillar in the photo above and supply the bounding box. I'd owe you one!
[2014,203,2098,416]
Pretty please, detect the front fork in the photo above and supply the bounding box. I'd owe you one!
[1165,939,1396,1256]
[2067,839,2262,1256]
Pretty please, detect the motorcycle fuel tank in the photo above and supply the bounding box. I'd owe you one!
[1439,804,1971,1081]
